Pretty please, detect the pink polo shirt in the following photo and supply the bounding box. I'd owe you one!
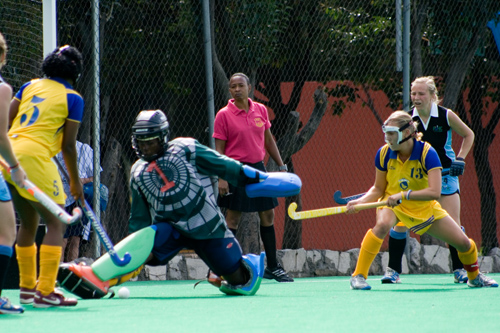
[213,98,271,164]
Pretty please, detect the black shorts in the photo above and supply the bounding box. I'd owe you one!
[217,161,278,212]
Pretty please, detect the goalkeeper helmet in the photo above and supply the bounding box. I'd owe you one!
[131,110,170,162]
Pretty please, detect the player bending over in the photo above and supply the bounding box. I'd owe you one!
[57,110,301,297]
[346,111,497,290]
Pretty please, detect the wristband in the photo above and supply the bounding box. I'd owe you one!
[406,190,412,200]
[456,157,464,161]
[400,191,405,201]
[9,163,20,172]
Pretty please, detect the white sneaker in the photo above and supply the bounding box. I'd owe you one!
[467,273,498,288]
[381,267,401,284]
[453,268,468,283]
[350,274,371,290]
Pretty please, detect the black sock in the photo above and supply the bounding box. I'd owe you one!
[260,225,277,268]
[388,235,406,274]
[449,245,463,271]
[0,253,11,295]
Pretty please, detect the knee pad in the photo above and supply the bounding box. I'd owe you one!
[219,252,265,296]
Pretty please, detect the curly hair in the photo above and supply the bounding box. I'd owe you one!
[42,45,83,83]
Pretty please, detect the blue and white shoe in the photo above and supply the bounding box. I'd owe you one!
[0,297,24,314]
[467,273,498,288]
[350,274,371,290]
[381,267,401,284]
[453,268,468,283]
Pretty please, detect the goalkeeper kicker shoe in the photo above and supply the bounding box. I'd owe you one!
[350,274,371,290]
[58,263,110,299]
[0,297,24,314]
[467,273,498,288]
[381,267,401,284]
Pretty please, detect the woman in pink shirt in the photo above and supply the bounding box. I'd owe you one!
[213,73,293,283]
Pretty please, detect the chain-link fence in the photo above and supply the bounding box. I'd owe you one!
[1,1,500,259]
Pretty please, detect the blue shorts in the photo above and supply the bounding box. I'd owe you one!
[0,174,12,202]
[149,222,243,276]
[441,169,460,196]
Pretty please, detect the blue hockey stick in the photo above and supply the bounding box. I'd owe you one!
[53,157,131,266]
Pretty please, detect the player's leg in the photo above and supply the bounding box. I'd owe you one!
[426,216,498,288]
[224,209,241,235]
[351,208,397,290]
[439,193,467,282]
[10,186,39,305]
[258,209,293,282]
[0,196,24,314]
[195,236,265,296]
[382,222,407,284]
[30,199,78,307]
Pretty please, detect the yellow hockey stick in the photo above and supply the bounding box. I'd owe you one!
[288,201,391,220]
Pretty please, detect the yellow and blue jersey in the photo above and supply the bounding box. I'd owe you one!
[3,77,84,204]
[10,77,83,158]
[375,139,448,234]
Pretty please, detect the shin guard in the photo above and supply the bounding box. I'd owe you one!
[219,252,265,296]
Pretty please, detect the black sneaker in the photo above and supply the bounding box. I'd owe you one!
[263,264,294,282]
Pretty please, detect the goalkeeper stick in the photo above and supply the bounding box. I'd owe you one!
[288,201,391,220]
[0,159,82,224]
[52,157,131,267]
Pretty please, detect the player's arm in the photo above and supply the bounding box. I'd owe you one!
[0,84,19,167]
[264,128,286,171]
[62,120,84,202]
[8,97,20,128]
[195,139,246,186]
[448,110,474,160]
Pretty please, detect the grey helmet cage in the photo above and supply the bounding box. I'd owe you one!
[131,110,170,162]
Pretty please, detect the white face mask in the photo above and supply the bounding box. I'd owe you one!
[382,123,411,145]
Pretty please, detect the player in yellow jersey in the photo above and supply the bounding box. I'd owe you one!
[345,111,497,290]
[4,45,85,307]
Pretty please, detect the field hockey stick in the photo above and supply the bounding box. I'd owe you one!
[333,170,451,204]
[52,157,131,267]
[0,159,82,224]
[288,201,393,220]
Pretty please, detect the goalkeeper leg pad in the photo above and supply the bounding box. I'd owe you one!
[92,225,156,281]
[219,252,265,296]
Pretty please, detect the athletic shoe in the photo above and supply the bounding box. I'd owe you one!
[467,273,499,288]
[33,290,78,308]
[20,287,36,304]
[263,264,294,282]
[381,267,401,284]
[0,297,24,314]
[453,268,468,283]
[350,274,371,290]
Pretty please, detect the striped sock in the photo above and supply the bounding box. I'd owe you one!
[458,239,479,281]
